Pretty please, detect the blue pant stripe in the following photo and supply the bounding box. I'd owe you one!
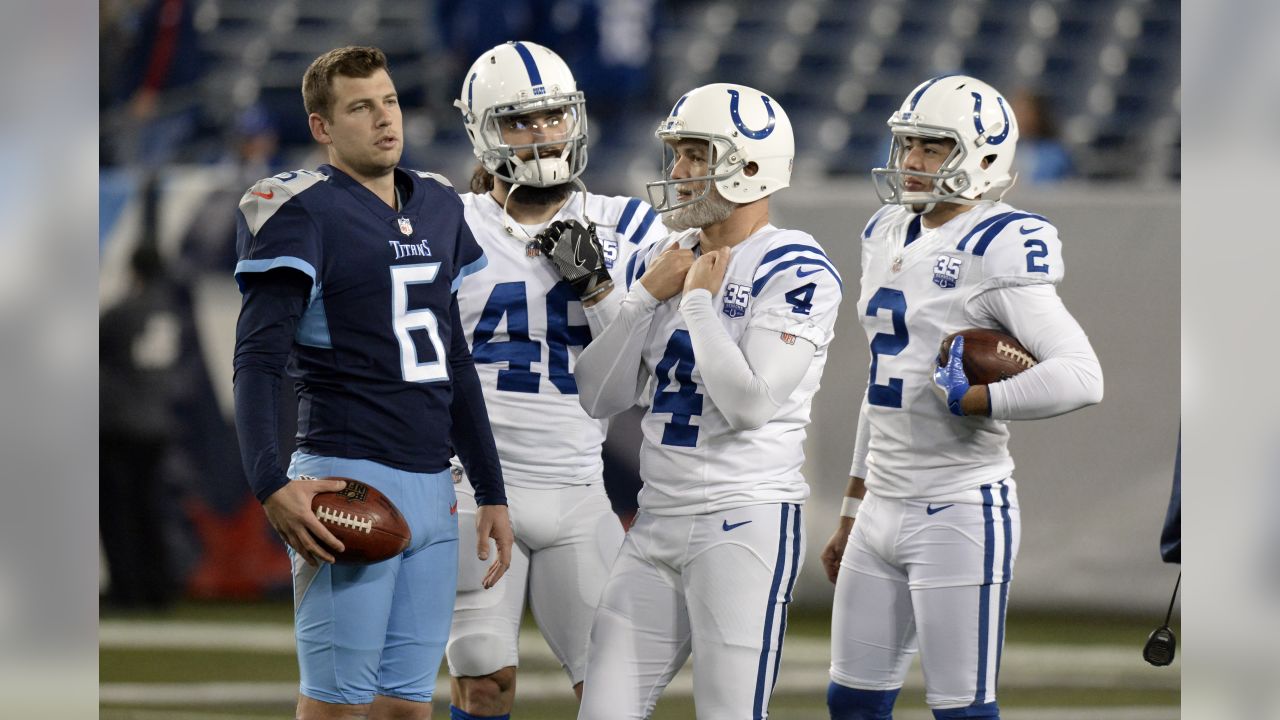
[995,483,1012,690]
[976,484,996,704]
[754,503,791,720]
[770,504,803,693]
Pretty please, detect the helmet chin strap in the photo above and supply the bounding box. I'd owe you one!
[499,176,592,239]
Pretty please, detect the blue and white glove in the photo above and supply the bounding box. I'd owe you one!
[933,335,970,416]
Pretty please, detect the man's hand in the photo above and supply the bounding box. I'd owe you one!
[474,504,514,589]
[262,477,349,566]
[683,247,730,295]
[537,220,613,302]
[932,336,993,416]
[639,244,695,301]
[820,517,855,584]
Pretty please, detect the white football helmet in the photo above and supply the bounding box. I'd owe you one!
[646,83,794,212]
[872,75,1019,209]
[454,41,588,187]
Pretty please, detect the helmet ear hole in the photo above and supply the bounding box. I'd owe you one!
[743,161,759,177]
[982,154,997,169]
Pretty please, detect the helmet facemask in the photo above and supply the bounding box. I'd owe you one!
[645,131,744,215]
[472,93,588,188]
[872,124,975,211]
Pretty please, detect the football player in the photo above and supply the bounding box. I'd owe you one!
[822,75,1104,720]
[232,46,513,720]
[573,83,842,720]
[443,41,667,720]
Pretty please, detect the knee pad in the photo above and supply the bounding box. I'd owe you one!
[827,682,899,719]
[932,701,999,719]
[446,633,509,678]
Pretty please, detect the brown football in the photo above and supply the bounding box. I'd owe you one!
[309,477,411,564]
[938,328,1038,385]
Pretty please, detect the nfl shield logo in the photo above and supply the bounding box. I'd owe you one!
[398,217,413,236]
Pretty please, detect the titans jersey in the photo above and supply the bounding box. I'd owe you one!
[856,201,1065,498]
[235,165,485,473]
[454,193,665,487]
[625,226,842,514]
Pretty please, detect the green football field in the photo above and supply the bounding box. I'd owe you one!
[100,602,1178,719]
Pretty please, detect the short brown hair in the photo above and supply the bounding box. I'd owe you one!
[302,46,391,119]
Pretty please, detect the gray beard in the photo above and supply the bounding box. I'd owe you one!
[662,186,737,231]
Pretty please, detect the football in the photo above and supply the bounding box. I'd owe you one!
[938,328,1038,385]
[308,477,411,564]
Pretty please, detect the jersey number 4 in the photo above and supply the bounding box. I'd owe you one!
[471,281,592,394]
[653,330,703,447]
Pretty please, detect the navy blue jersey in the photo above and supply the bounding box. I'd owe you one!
[235,165,487,476]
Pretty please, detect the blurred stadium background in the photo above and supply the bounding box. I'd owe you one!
[99,0,1180,717]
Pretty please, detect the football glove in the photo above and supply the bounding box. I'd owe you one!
[536,219,613,302]
[932,335,970,416]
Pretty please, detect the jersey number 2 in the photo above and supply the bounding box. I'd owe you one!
[866,287,908,408]
[391,264,449,383]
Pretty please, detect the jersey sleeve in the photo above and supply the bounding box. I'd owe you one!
[614,196,667,250]
[234,171,325,293]
[624,233,677,291]
[747,235,843,349]
[963,212,1065,291]
[605,196,669,289]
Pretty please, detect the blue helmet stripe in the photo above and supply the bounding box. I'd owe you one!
[512,42,543,87]
[908,73,960,110]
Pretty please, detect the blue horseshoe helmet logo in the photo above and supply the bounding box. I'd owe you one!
[726,89,776,139]
[970,91,1011,146]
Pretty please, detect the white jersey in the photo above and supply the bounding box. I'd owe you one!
[456,192,666,488]
[855,201,1065,499]
[625,225,842,514]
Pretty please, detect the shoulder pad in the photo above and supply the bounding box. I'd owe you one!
[411,170,454,188]
[954,210,1052,257]
[610,196,662,245]
[752,233,843,297]
[238,170,326,235]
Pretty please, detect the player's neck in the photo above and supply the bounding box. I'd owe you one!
[490,183,568,225]
[920,202,973,229]
[331,159,398,209]
[699,200,769,252]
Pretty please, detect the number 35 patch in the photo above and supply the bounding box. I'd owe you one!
[723,283,751,318]
[932,255,963,289]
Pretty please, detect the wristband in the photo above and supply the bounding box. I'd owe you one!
[839,496,862,519]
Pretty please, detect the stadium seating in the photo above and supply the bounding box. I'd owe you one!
[135,0,1180,184]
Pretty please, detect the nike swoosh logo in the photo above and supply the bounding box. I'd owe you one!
[926,503,955,515]
[722,519,752,531]
[251,190,275,200]
[796,267,821,278]
[449,501,458,515]
[1018,225,1043,235]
